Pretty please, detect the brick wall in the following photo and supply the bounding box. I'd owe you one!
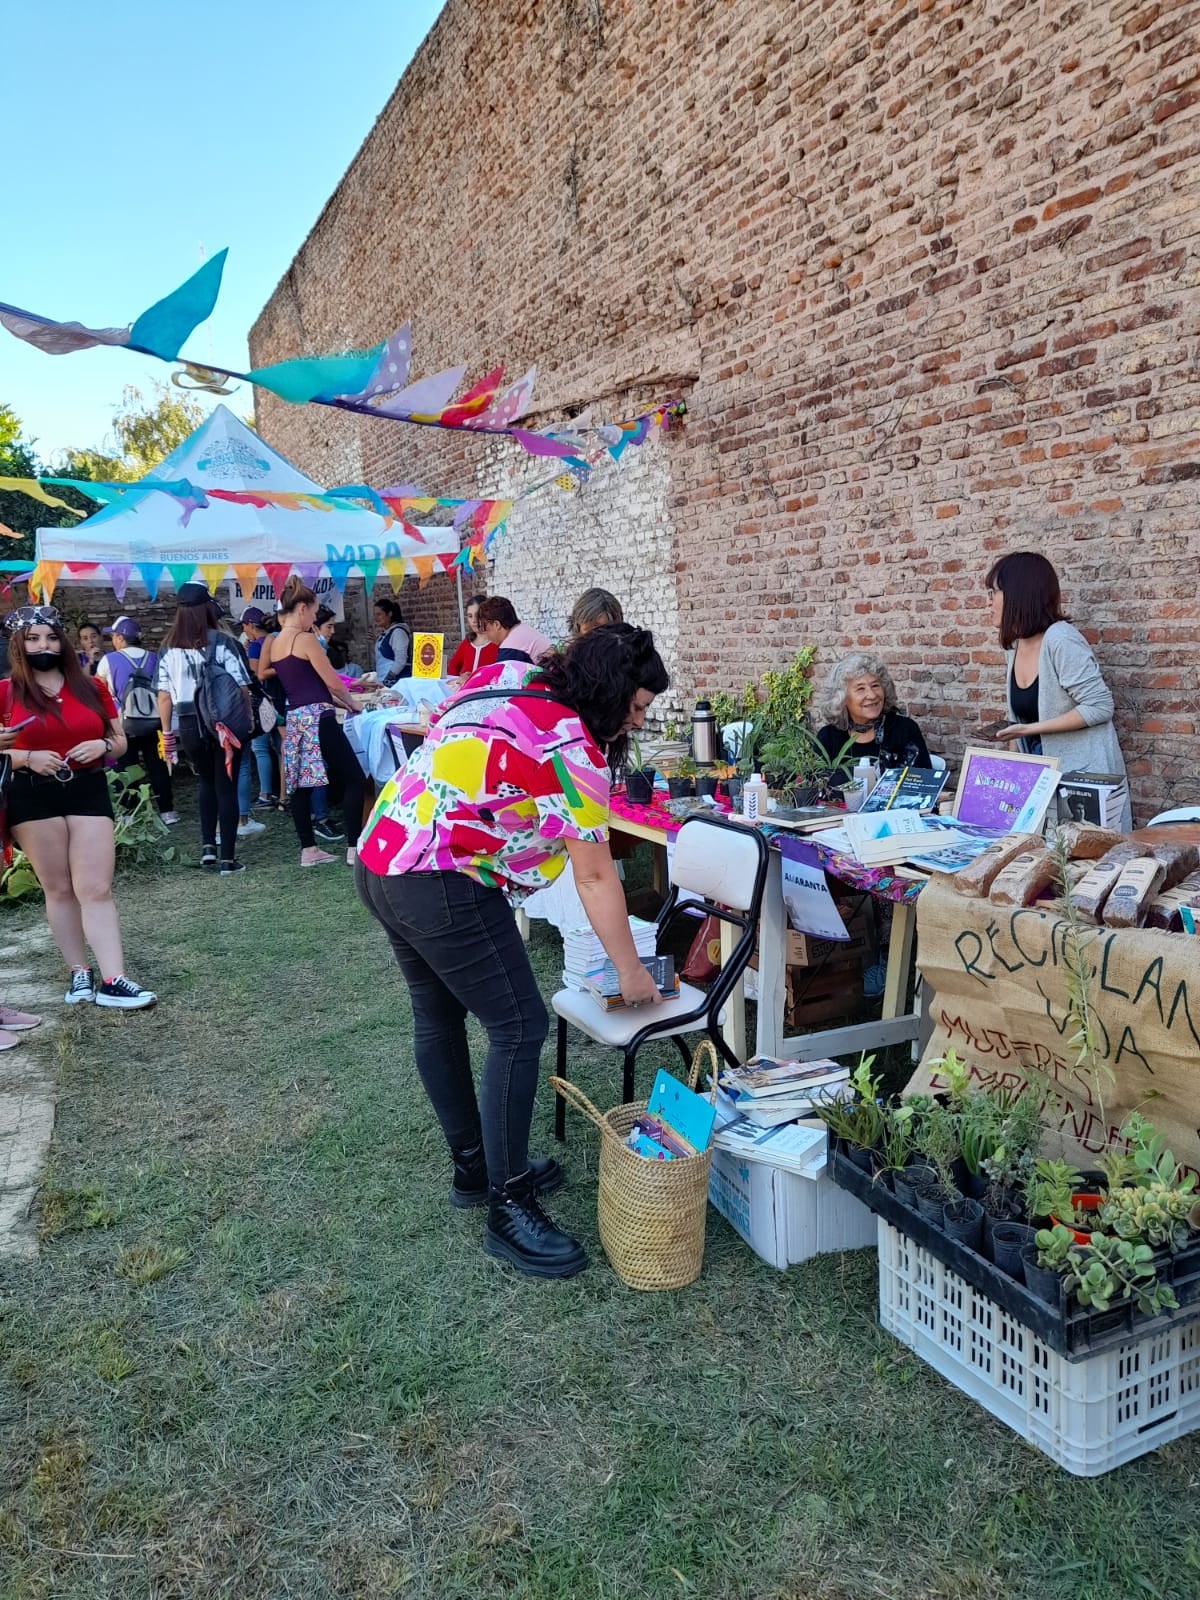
[250,0,1200,820]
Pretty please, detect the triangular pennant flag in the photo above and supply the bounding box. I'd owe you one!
[107,563,132,603]
[167,561,196,592]
[136,562,165,601]
[63,561,98,575]
[295,561,322,587]
[127,249,228,362]
[232,564,260,600]
[263,563,292,600]
[436,552,457,573]
[357,558,381,592]
[200,562,228,595]
[382,557,407,588]
[412,556,435,589]
[37,561,63,602]
[326,559,353,593]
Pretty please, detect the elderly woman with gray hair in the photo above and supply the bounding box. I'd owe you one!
[815,652,932,776]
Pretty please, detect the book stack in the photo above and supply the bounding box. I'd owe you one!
[586,955,679,1011]
[712,1108,828,1177]
[562,916,657,990]
[716,1055,850,1128]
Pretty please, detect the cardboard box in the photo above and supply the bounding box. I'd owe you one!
[782,913,873,968]
[1056,771,1128,828]
[708,1150,877,1269]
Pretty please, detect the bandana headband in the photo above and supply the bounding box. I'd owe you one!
[4,604,62,635]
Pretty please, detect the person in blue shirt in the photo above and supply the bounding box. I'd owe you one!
[373,597,411,684]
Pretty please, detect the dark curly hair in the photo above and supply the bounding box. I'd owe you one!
[533,622,669,769]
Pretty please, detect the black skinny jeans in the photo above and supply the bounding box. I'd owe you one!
[179,712,242,862]
[291,712,365,849]
[117,732,174,813]
[355,864,549,1187]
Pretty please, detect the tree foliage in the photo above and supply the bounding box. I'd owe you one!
[58,383,206,483]
[0,403,81,562]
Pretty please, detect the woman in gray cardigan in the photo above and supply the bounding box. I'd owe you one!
[985,552,1131,830]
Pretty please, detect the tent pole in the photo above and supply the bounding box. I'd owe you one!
[455,564,466,638]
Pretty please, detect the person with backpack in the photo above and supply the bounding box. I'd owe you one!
[273,577,365,867]
[155,584,253,876]
[373,597,412,685]
[96,615,177,825]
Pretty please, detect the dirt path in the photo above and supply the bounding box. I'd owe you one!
[0,926,57,1260]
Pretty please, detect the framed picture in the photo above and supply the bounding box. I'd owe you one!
[952,746,1060,834]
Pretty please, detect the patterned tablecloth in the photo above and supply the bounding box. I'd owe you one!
[608,789,925,906]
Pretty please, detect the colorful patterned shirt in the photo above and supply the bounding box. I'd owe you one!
[358,661,610,899]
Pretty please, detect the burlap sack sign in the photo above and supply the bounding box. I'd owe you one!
[907,879,1200,1171]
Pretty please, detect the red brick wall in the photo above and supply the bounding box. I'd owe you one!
[250,0,1200,820]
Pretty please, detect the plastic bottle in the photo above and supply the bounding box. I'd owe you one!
[852,757,879,799]
[742,772,768,822]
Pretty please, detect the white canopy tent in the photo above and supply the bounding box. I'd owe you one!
[35,405,463,625]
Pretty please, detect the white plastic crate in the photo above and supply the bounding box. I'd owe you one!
[877,1219,1200,1476]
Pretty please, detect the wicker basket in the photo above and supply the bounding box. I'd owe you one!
[550,1041,719,1292]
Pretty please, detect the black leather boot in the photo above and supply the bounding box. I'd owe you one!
[449,1141,564,1210]
[483,1172,588,1278]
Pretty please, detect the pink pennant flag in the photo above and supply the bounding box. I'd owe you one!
[263,563,293,600]
[462,367,537,431]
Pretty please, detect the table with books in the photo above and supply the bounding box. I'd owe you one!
[608,792,927,1066]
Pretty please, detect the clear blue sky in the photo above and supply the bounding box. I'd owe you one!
[3,0,447,463]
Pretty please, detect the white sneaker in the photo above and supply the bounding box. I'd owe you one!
[237,818,267,837]
[65,968,96,1005]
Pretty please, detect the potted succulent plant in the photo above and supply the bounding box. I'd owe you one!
[1021,1223,1073,1307]
[624,734,656,806]
[666,754,697,798]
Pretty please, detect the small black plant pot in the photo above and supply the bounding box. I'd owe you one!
[666,777,695,798]
[916,1184,955,1226]
[990,1221,1035,1278]
[696,775,719,799]
[725,777,744,806]
[943,1196,985,1252]
[625,770,656,805]
[1020,1246,1064,1308]
[843,1142,877,1174]
[962,1170,989,1202]
[895,1161,939,1208]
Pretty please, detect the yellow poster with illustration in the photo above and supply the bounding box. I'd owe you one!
[412,633,444,679]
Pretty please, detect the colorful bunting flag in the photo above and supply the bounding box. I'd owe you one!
[200,562,229,595]
[137,563,165,601]
[38,561,63,601]
[326,559,353,593]
[233,564,260,599]
[357,559,381,593]
[412,556,435,589]
[166,561,196,592]
[108,564,131,603]
[263,563,292,600]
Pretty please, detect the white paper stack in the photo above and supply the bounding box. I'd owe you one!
[712,1091,829,1176]
[562,916,658,990]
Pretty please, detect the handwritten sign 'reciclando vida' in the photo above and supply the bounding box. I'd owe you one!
[906,880,1200,1171]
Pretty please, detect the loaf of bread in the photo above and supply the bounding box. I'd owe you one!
[988,847,1057,907]
[1145,871,1200,930]
[952,832,1040,898]
[1145,839,1200,890]
[1102,858,1168,928]
[1094,842,1153,872]
[1054,822,1126,861]
[1068,860,1127,923]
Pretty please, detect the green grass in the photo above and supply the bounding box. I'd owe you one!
[1,798,1198,1599]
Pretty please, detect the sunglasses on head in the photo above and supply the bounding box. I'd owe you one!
[4,604,62,635]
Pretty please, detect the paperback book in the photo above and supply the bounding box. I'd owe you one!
[586,955,679,1011]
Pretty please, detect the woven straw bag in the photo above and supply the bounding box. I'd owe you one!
[550,1040,719,1292]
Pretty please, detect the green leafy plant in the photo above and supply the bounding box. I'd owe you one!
[1049,830,1113,1128]
[626,734,651,774]
[1068,1234,1180,1318]
[874,1100,917,1178]
[673,754,698,780]
[1025,1158,1084,1224]
[816,1053,884,1151]
[107,768,174,868]
[0,848,41,904]
[1099,1184,1196,1253]
[920,1103,961,1197]
[1034,1222,1075,1273]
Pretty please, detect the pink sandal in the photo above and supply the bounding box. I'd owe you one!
[0,1029,19,1052]
[0,1006,41,1031]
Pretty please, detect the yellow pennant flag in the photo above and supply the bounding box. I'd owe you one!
[412,556,435,589]
[37,561,63,602]
[232,564,261,600]
[382,557,407,589]
[200,562,228,595]
[0,476,86,518]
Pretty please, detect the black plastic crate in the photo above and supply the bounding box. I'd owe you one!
[828,1142,1200,1362]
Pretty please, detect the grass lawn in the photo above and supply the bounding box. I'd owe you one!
[2,795,1199,1600]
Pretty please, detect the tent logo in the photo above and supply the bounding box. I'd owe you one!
[196,439,271,480]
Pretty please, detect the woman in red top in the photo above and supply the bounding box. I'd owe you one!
[1,604,156,1009]
[447,597,498,682]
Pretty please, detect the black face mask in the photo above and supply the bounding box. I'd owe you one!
[25,651,62,673]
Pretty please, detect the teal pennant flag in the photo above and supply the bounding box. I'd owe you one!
[246,347,384,406]
[128,251,228,362]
